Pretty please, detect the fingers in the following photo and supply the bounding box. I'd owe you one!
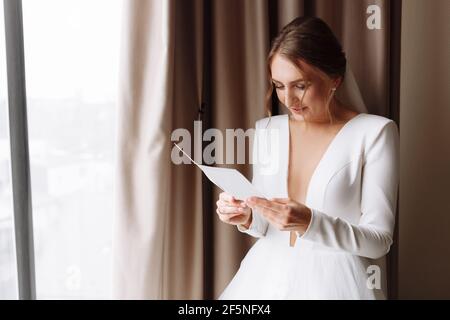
[246,197,287,212]
[216,208,241,218]
[253,205,283,223]
[216,193,251,226]
[216,204,248,214]
[246,199,281,225]
[216,208,249,225]
[245,197,297,231]
[255,207,294,230]
[218,193,247,208]
[219,192,241,204]
[270,197,291,204]
[219,192,234,202]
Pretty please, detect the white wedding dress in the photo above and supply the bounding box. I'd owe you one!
[219,113,399,300]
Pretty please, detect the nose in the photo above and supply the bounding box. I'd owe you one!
[284,88,299,108]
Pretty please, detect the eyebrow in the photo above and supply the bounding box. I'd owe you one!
[271,78,305,85]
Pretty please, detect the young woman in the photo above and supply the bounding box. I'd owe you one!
[216,17,399,299]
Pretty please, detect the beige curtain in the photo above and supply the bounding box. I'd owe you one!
[113,0,400,299]
[112,0,207,299]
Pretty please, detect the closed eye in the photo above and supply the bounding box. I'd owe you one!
[274,84,306,91]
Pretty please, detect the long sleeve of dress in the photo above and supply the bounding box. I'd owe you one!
[300,120,400,259]
[237,120,269,238]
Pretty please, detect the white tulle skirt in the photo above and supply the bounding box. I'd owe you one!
[218,236,386,300]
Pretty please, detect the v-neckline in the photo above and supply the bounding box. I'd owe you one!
[285,113,364,205]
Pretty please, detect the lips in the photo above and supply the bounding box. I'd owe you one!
[291,106,307,113]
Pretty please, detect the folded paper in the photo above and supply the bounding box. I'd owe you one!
[174,143,265,200]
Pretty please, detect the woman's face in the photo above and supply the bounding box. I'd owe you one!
[270,54,336,123]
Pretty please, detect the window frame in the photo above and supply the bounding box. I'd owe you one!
[3,0,36,300]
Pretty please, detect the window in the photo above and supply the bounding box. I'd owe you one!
[21,0,122,299]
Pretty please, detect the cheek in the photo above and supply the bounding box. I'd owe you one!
[302,89,322,105]
[307,87,325,101]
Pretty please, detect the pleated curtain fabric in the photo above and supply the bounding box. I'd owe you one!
[113,0,400,299]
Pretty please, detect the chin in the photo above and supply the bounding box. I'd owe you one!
[290,113,306,121]
[288,106,311,120]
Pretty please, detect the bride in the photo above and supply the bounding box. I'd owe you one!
[215,16,399,299]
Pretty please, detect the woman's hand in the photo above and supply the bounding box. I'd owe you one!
[216,192,252,227]
[245,197,312,234]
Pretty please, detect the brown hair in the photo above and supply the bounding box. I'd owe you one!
[265,17,347,123]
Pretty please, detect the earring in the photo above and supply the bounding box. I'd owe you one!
[331,87,336,91]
